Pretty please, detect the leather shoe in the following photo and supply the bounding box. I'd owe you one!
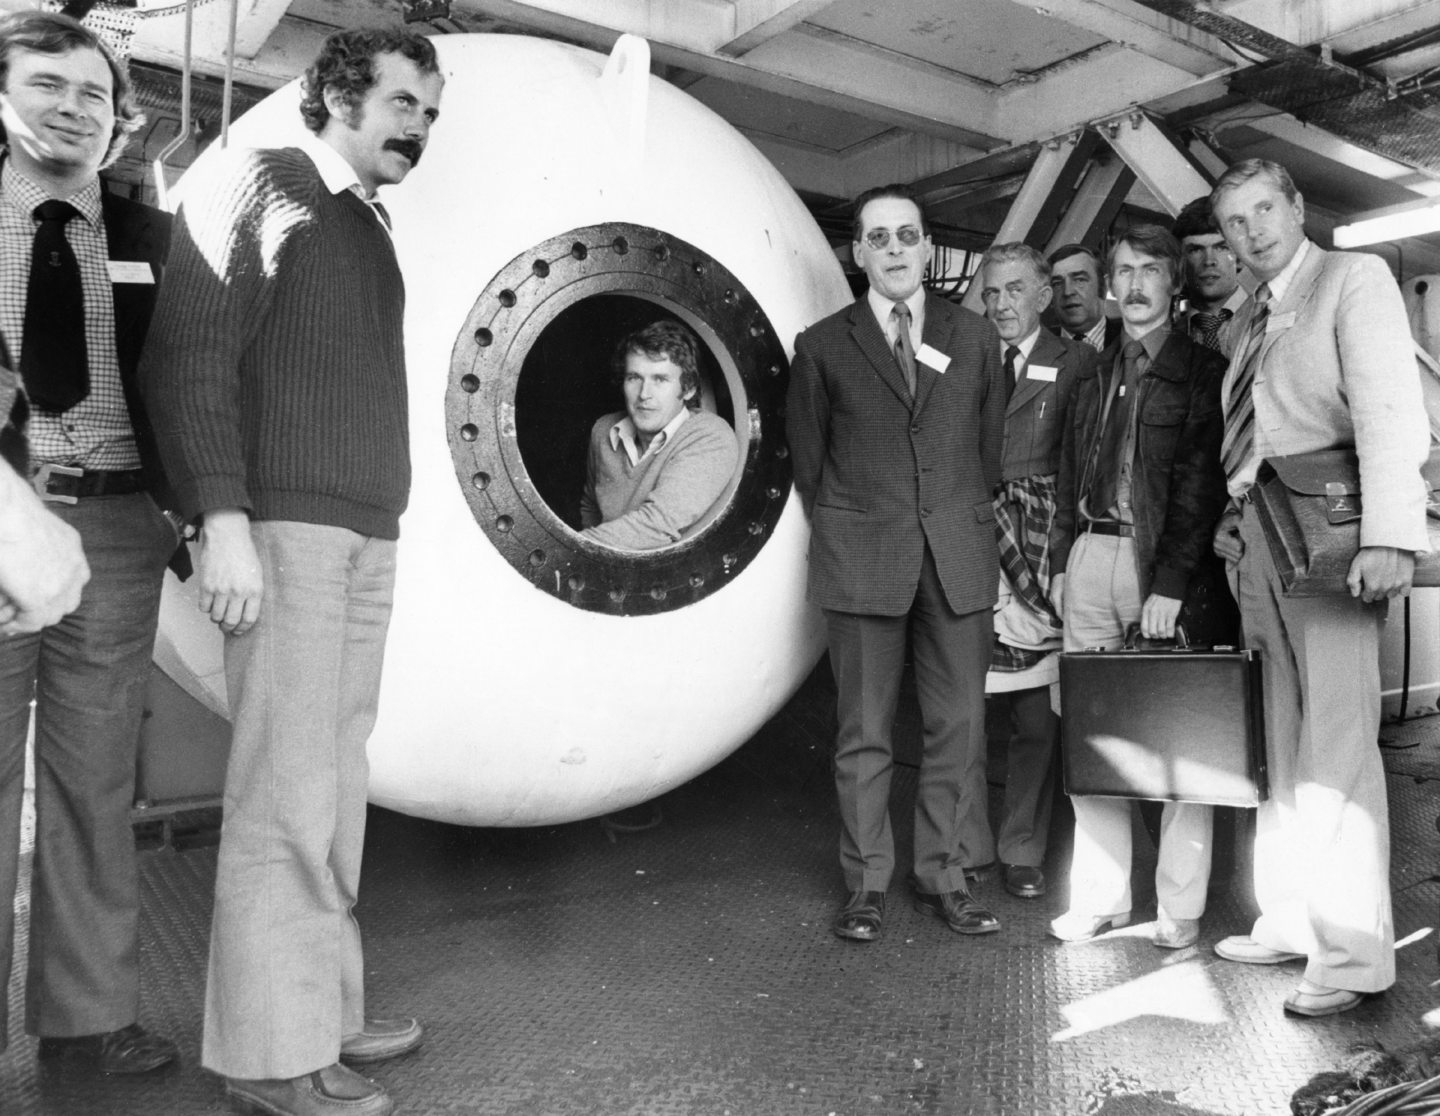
[1003,864,1045,899]
[1284,978,1366,1018]
[1153,913,1200,950]
[913,889,1000,935]
[833,890,885,942]
[37,1023,177,1074]
[1214,935,1305,965]
[1048,910,1131,942]
[340,1017,423,1065]
[225,1063,394,1116]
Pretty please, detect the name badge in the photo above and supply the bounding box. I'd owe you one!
[1267,311,1296,333]
[108,260,155,284]
[917,343,950,373]
[1025,364,1058,383]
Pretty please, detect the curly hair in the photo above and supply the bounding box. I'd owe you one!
[612,320,703,410]
[299,28,439,134]
[0,10,142,170]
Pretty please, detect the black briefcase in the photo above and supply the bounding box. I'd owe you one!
[1059,631,1268,806]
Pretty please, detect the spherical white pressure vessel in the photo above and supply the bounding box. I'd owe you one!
[152,34,849,824]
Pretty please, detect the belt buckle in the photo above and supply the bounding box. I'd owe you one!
[32,463,82,505]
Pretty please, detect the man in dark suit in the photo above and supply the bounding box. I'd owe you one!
[1048,225,1232,949]
[0,11,181,1074]
[977,242,1092,901]
[1048,244,1123,351]
[787,183,1007,942]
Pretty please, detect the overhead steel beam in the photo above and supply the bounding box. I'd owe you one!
[461,0,1004,147]
[996,45,1228,146]
[1044,154,1137,251]
[1096,109,1212,215]
[959,139,1075,312]
[722,0,838,57]
[1003,0,1235,75]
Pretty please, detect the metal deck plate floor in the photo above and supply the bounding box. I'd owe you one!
[5,663,1440,1115]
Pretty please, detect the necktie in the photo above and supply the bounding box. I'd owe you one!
[370,200,393,231]
[1220,284,1271,485]
[1190,308,1232,352]
[22,200,88,412]
[891,302,917,398]
[1087,339,1145,517]
[1003,345,1020,392]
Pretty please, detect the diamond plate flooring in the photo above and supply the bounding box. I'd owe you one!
[5,662,1440,1115]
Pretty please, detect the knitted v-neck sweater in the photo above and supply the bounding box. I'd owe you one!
[141,146,409,539]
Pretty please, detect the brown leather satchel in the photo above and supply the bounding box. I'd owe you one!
[1251,447,1440,596]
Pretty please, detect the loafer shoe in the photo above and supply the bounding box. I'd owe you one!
[1048,910,1131,942]
[37,1023,178,1074]
[1284,979,1366,1018]
[1003,864,1046,899]
[913,889,1000,935]
[833,890,886,942]
[1214,935,1305,965]
[1153,913,1200,950]
[225,1063,394,1116]
[340,1017,423,1065]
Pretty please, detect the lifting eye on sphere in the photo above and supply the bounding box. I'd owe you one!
[446,221,792,616]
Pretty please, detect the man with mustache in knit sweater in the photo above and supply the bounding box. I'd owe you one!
[141,28,443,1116]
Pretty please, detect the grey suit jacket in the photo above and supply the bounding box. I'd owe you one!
[1000,327,1092,481]
[1223,243,1429,551]
[787,292,1006,617]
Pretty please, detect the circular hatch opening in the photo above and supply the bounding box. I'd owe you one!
[446,223,792,616]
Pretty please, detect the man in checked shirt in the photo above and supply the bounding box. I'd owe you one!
[0,10,185,1075]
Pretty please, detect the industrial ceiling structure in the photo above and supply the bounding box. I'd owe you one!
[24,0,1440,277]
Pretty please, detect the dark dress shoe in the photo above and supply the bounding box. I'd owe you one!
[1003,864,1046,899]
[913,889,1001,935]
[225,1063,394,1116]
[340,1017,423,1065]
[37,1023,177,1074]
[833,890,886,942]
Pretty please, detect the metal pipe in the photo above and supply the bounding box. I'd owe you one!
[220,0,238,148]
[151,0,194,212]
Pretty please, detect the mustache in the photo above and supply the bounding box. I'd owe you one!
[384,137,423,166]
[1123,293,1152,306]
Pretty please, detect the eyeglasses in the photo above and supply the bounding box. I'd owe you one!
[862,226,924,250]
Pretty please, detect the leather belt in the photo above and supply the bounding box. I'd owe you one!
[32,463,147,505]
[1084,519,1134,538]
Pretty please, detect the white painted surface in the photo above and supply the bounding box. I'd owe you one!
[155,34,848,825]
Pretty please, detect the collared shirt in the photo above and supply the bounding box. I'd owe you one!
[1070,315,1107,352]
[0,157,136,470]
[1002,326,1042,374]
[608,406,691,468]
[1083,324,1167,524]
[295,132,393,235]
[867,284,925,352]
[1224,241,1311,496]
[1177,284,1248,356]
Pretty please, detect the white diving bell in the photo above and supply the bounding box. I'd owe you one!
[151,33,849,826]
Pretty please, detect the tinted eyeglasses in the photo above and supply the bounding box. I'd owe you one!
[862,226,924,250]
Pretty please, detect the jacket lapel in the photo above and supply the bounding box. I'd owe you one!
[1258,242,1324,365]
[849,297,915,408]
[911,294,950,414]
[1006,328,1059,416]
